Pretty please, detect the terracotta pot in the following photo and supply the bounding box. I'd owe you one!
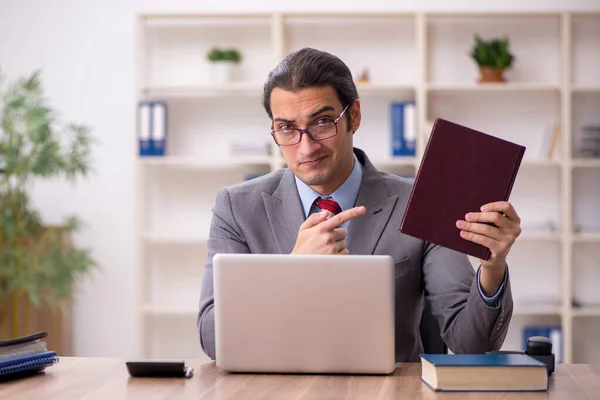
[0,226,74,355]
[0,295,73,356]
[478,67,505,83]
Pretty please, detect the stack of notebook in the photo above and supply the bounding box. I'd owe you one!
[0,331,58,380]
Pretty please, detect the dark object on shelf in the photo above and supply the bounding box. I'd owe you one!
[578,125,600,158]
[487,336,555,376]
[354,67,370,84]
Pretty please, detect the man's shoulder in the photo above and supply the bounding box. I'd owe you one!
[375,169,415,194]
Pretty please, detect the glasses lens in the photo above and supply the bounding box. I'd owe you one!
[309,120,336,140]
[274,129,299,145]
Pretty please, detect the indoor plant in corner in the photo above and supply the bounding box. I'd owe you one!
[206,47,243,84]
[0,69,97,352]
[470,34,515,83]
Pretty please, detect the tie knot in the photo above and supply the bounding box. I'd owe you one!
[315,197,342,216]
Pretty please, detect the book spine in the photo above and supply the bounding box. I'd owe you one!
[138,102,152,157]
[391,102,405,156]
[0,354,58,376]
[504,145,526,202]
[403,102,416,156]
[151,101,167,157]
[0,341,47,360]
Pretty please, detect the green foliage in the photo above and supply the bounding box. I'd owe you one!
[0,69,97,311]
[206,47,243,63]
[470,34,515,69]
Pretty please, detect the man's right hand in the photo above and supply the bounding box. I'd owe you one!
[291,206,367,255]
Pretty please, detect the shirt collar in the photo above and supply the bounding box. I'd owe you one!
[295,153,364,218]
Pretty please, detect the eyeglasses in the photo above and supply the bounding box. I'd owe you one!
[270,104,350,146]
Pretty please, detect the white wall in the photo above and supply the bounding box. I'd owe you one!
[137,0,600,13]
[1,0,600,358]
[0,0,136,357]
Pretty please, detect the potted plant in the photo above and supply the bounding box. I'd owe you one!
[0,69,97,349]
[206,47,243,84]
[470,34,515,83]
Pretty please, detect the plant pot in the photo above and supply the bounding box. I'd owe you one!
[0,226,75,354]
[478,67,506,83]
[210,61,235,84]
[0,295,73,355]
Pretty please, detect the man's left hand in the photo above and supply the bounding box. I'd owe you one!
[456,201,522,274]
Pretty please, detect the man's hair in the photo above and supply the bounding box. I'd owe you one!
[262,47,358,124]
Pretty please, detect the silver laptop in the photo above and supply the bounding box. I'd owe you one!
[212,253,396,374]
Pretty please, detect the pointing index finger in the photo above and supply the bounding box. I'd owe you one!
[320,206,366,230]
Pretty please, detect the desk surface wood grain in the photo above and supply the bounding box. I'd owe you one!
[0,357,599,400]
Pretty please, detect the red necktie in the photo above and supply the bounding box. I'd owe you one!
[315,197,342,215]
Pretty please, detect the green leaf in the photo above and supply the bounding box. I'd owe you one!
[0,68,98,312]
[469,34,515,70]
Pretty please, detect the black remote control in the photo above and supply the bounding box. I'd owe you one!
[125,361,194,378]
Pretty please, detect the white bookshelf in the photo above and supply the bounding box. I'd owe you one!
[134,11,600,363]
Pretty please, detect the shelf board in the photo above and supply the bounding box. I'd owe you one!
[140,231,208,244]
[572,86,600,93]
[519,231,562,241]
[371,157,417,168]
[141,83,263,98]
[425,11,562,19]
[522,159,562,167]
[141,13,272,24]
[426,82,560,93]
[142,83,416,98]
[355,83,416,95]
[571,159,600,168]
[143,304,566,317]
[513,305,562,316]
[137,156,272,169]
[572,232,600,243]
[572,307,600,318]
[283,13,415,24]
[142,304,197,316]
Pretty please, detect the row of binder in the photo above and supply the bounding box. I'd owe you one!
[391,101,417,157]
[138,100,418,158]
[138,101,167,156]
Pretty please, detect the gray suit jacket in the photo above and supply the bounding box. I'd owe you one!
[197,148,513,361]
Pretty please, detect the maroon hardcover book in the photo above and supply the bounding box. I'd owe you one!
[399,117,526,260]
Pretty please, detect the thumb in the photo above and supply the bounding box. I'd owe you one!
[300,210,330,230]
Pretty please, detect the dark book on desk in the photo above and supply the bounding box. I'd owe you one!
[420,353,548,392]
[399,117,526,260]
[0,332,57,380]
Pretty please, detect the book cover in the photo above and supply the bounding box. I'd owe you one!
[420,353,545,367]
[0,351,58,378]
[420,353,548,392]
[399,117,526,260]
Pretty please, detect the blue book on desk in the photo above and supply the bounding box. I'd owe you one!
[420,353,548,392]
[0,351,58,378]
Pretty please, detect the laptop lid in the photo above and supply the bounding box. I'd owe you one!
[213,253,396,374]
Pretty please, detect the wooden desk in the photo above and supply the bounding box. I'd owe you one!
[0,357,599,399]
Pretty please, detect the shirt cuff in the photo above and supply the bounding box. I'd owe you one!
[477,263,508,308]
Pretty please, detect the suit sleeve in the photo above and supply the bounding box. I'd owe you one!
[197,187,250,360]
[422,242,514,354]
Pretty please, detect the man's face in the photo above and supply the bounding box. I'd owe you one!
[269,86,361,195]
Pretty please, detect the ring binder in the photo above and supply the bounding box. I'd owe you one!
[0,351,58,378]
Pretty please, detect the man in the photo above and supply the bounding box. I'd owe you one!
[197,47,520,362]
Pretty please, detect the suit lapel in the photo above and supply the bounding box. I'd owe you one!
[347,150,399,255]
[262,169,305,254]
